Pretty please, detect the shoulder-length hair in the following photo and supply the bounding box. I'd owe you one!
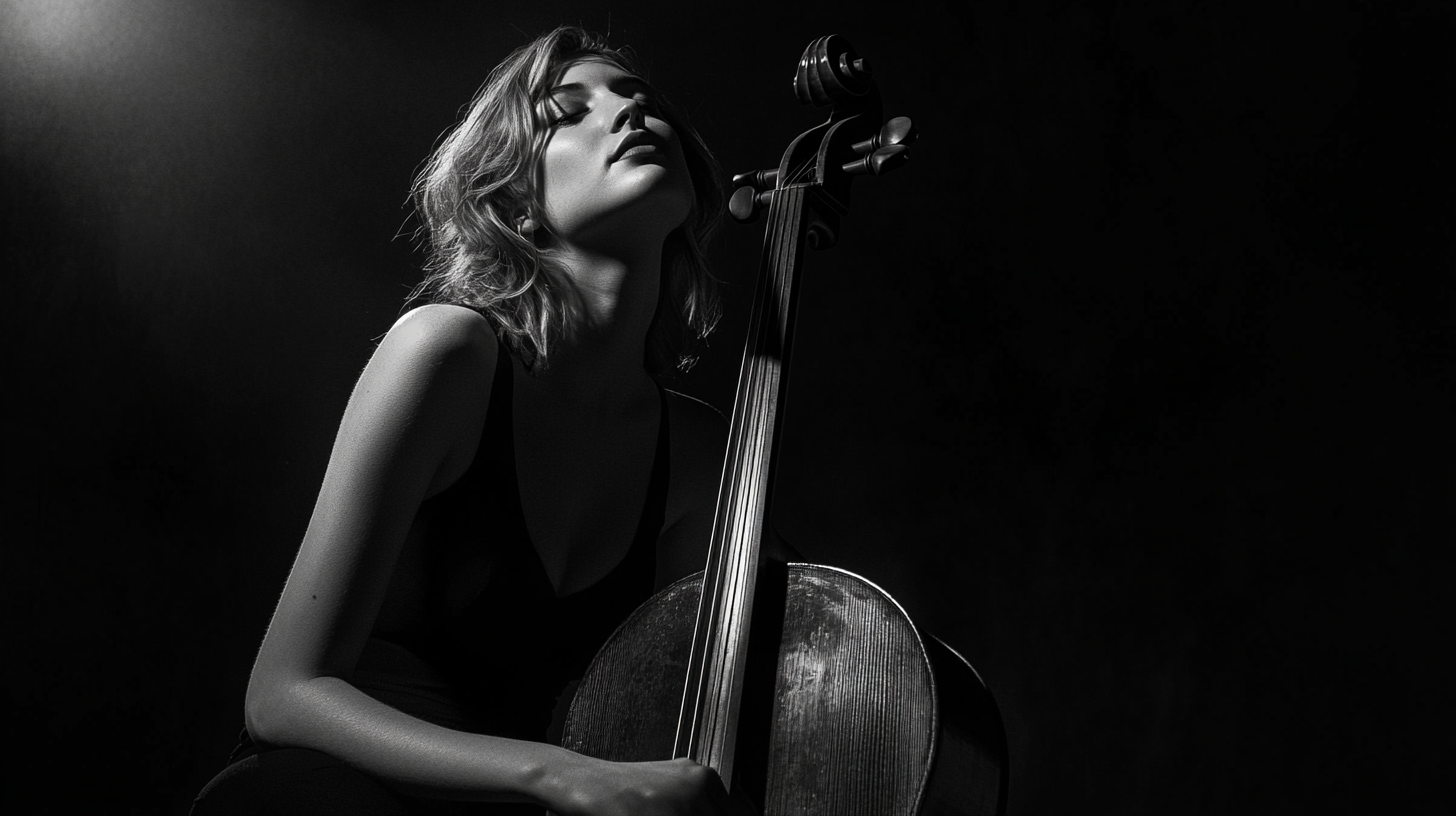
[411,26,724,372]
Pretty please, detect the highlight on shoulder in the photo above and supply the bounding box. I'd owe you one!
[378,303,500,372]
[355,304,501,417]
[388,303,497,351]
[348,304,499,497]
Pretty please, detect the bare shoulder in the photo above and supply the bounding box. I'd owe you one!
[362,305,499,407]
[382,304,497,367]
[342,304,499,495]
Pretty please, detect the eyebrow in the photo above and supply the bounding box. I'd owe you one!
[546,75,653,98]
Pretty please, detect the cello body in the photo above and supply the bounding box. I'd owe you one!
[563,564,1008,815]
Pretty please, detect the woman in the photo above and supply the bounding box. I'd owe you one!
[193,26,756,815]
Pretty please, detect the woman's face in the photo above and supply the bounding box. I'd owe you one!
[537,59,695,249]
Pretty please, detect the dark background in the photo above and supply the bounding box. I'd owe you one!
[3,0,1451,813]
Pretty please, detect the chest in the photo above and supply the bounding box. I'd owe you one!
[511,388,664,596]
[375,386,667,638]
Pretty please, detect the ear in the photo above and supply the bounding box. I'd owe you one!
[516,215,538,235]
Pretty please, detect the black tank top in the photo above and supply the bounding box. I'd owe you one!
[349,352,669,741]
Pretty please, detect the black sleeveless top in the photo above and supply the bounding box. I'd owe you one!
[345,353,668,741]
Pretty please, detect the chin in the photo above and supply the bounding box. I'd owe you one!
[621,172,696,235]
[550,167,697,246]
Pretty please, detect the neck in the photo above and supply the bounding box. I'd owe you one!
[530,240,664,410]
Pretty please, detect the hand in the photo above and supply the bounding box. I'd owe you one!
[547,756,756,816]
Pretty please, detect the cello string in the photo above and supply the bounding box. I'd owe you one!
[728,181,796,701]
[699,175,813,764]
[711,183,798,761]
[786,153,814,185]
[688,224,762,758]
[708,202,773,756]
[731,184,802,753]
[708,183,789,759]
[697,186,784,756]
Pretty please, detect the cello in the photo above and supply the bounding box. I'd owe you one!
[562,36,1008,815]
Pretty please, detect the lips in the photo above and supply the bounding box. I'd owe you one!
[609,130,667,163]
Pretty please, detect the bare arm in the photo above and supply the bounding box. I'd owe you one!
[246,304,560,801]
[243,305,745,814]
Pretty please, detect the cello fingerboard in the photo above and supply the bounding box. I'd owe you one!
[674,185,813,784]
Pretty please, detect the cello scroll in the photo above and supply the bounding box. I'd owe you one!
[729,34,918,254]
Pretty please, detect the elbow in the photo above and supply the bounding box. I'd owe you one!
[244,671,302,747]
[244,676,281,745]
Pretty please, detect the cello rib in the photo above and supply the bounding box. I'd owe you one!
[920,635,1010,816]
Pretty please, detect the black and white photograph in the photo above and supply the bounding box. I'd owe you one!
[3,1,1450,813]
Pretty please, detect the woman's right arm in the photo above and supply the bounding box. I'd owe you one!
[242,304,744,814]
[245,303,568,803]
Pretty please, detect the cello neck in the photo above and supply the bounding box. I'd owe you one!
[673,185,815,785]
[671,33,914,789]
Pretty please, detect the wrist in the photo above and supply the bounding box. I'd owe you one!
[524,744,596,814]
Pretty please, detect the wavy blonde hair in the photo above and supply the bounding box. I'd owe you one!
[410,26,724,372]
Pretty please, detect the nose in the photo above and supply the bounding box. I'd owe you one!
[610,96,646,132]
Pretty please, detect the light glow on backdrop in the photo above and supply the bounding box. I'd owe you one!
[2,0,378,406]
[5,0,105,51]
[1,0,132,84]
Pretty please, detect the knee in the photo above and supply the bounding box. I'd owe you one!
[191,748,410,816]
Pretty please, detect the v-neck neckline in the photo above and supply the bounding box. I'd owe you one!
[502,354,669,598]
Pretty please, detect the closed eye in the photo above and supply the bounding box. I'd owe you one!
[548,101,587,127]
[553,109,586,126]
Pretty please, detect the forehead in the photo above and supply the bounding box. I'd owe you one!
[551,58,643,92]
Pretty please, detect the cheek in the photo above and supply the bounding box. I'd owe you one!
[540,143,590,214]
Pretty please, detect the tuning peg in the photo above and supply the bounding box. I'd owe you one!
[850,116,918,156]
[729,186,773,223]
[841,144,910,177]
[839,54,872,78]
[732,169,779,189]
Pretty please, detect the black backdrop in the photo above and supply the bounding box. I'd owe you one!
[3,1,1451,813]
